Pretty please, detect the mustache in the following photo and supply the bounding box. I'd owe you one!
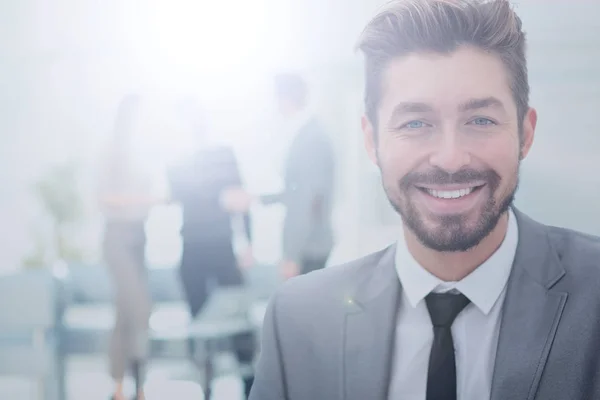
[399,167,501,188]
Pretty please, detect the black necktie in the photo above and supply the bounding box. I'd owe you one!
[425,292,471,400]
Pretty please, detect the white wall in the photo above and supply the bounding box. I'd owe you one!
[1,0,599,271]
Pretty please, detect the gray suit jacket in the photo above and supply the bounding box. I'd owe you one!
[249,209,600,400]
[261,118,335,263]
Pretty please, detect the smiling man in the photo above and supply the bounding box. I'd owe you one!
[249,1,600,400]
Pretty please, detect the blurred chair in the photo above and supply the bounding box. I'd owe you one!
[59,264,114,356]
[60,265,188,356]
[187,286,254,398]
[145,380,205,400]
[59,265,198,397]
[58,263,280,398]
[0,269,64,400]
[189,264,280,397]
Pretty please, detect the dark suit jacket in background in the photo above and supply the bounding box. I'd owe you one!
[168,145,251,244]
[261,118,335,263]
[249,209,600,400]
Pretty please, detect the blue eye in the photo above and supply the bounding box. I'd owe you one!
[470,117,495,126]
[404,120,426,129]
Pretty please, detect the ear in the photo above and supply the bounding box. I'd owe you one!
[362,115,378,165]
[519,107,537,160]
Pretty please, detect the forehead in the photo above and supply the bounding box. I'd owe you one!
[379,46,516,116]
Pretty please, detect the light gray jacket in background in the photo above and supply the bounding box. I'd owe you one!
[249,209,600,400]
[261,118,335,263]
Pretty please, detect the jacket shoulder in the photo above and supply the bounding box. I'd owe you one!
[547,225,600,279]
[273,248,390,310]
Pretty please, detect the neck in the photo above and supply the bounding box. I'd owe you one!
[403,212,510,282]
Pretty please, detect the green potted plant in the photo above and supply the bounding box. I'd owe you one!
[23,162,85,270]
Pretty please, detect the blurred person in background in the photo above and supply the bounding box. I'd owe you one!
[223,74,335,280]
[97,94,163,400]
[167,95,255,397]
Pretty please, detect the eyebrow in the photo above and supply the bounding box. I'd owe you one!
[391,102,434,116]
[458,97,506,112]
[390,96,506,119]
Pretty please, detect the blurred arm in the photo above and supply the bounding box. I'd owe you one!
[243,212,252,242]
[260,191,286,205]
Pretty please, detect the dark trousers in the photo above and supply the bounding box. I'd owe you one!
[179,240,242,317]
[179,239,254,396]
[301,256,329,275]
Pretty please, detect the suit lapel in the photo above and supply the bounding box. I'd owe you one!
[491,209,568,400]
[343,246,399,400]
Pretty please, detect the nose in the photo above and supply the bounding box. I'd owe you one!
[428,131,471,173]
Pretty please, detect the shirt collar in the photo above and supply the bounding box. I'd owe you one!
[395,208,519,315]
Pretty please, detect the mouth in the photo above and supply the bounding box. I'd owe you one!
[416,184,486,200]
[411,183,487,215]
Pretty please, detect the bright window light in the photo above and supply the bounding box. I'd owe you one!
[145,0,279,94]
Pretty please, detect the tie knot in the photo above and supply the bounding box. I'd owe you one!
[425,292,470,328]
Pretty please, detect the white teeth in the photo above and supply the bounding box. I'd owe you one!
[426,187,475,199]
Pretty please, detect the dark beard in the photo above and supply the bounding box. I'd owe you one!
[386,167,518,252]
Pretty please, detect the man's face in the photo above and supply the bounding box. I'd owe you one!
[363,46,536,252]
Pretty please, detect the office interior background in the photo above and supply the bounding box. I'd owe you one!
[1,0,600,272]
[0,0,599,398]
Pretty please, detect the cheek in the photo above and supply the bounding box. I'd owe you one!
[376,137,417,177]
[475,137,520,183]
[484,135,520,158]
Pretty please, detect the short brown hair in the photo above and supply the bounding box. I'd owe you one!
[356,0,529,130]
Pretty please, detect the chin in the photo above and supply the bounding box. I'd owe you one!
[405,206,499,252]
[420,204,482,226]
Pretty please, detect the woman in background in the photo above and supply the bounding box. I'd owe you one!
[168,96,255,397]
[97,95,162,400]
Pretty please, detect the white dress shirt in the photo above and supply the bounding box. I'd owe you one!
[388,209,519,400]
